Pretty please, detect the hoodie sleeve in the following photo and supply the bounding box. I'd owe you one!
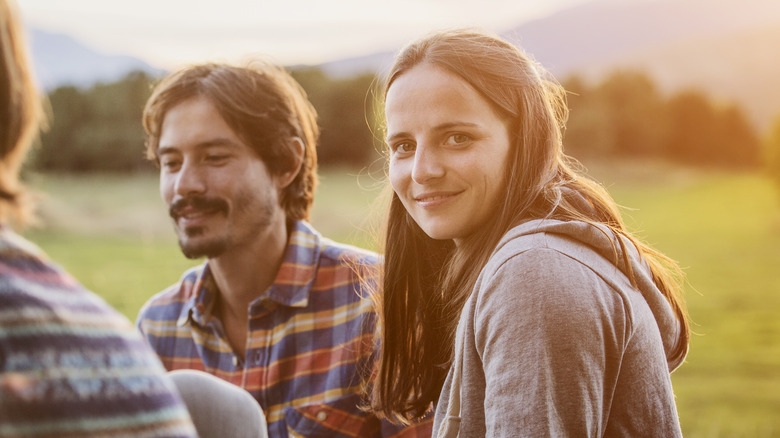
[473,246,631,437]
[435,220,685,437]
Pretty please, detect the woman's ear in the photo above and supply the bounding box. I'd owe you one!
[277,136,305,189]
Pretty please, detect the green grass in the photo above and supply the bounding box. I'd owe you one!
[584,160,780,437]
[25,230,197,319]
[20,163,780,437]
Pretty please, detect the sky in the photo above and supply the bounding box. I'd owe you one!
[17,0,592,70]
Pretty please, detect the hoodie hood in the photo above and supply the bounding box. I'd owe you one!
[497,218,688,372]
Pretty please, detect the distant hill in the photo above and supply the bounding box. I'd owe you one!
[502,0,780,74]
[318,0,780,131]
[579,22,780,131]
[28,28,165,90]
[28,0,780,130]
[502,0,780,130]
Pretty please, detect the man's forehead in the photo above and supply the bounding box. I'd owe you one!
[157,138,242,155]
[158,98,240,146]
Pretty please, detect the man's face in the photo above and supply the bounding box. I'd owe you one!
[157,96,286,259]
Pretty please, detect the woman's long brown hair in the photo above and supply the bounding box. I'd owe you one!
[369,28,689,423]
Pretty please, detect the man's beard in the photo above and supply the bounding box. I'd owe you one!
[169,192,276,260]
[176,226,228,259]
[170,195,230,259]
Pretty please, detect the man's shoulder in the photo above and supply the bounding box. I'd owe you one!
[319,237,379,267]
[292,221,379,267]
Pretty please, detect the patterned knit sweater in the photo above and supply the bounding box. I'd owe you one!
[0,227,197,438]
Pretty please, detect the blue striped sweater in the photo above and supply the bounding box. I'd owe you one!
[0,227,197,437]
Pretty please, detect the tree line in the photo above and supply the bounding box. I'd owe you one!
[31,67,778,185]
[562,72,762,169]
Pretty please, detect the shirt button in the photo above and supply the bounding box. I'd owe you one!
[316,411,328,422]
[232,356,239,367]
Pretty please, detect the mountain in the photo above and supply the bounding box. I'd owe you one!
[28,28,165,90]
[319,0,780,130]
[501,0,780,130]
[579,22,780,131]
[315,51,396,78]
[501,0,780,75]
[28,0,780,129]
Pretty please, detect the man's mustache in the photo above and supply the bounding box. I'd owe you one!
[169,196,228,219]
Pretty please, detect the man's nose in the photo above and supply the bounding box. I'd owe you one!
[173,161,207,197]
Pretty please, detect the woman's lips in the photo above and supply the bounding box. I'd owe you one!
[413,191,462,207]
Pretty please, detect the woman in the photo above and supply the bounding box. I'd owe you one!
[370,28,689,437]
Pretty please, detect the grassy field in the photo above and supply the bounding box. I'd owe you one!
[21,163,780,437]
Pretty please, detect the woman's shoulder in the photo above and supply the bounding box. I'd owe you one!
[479,241,607,306]
[474,219,636,318]
[484,220,592,273]
[485,219,634,280]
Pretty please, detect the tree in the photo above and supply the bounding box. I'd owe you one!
[665,91,760,168]
[595,71,668,157]
[562,71,669,160]
[562,75,616,160]
[32,85,90,170]
[292,68,381,167]
[713,105,760,168]
[35,71,155,172]
[665,91,718,164]
[765,114,780,199]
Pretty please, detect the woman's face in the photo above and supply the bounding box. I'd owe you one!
[385,63,512,245]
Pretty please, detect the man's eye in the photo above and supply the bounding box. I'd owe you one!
[161,159,180,169]
[205,154,229,163]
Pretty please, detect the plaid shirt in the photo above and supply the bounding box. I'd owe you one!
[137,221,431,437]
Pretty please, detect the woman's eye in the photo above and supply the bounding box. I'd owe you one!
[393,142,415,154]
[446,133,471,145]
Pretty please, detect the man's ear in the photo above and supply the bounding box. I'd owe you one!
[277,136,305,189]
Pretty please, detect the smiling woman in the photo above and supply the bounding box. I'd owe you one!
[369,28,690,437]
[385,63,512,244]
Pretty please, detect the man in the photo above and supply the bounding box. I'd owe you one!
[0,0,198,436]
[136,61,432,437]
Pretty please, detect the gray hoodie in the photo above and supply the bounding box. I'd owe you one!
[433,219,687,437]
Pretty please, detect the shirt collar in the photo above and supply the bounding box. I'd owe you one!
[176,220,322,325]
[259,220,321,308]
[176,263,216,327]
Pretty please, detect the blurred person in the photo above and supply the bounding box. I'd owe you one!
[137,61,432,437]
[0,0,198,436]
[369,28,690,437]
